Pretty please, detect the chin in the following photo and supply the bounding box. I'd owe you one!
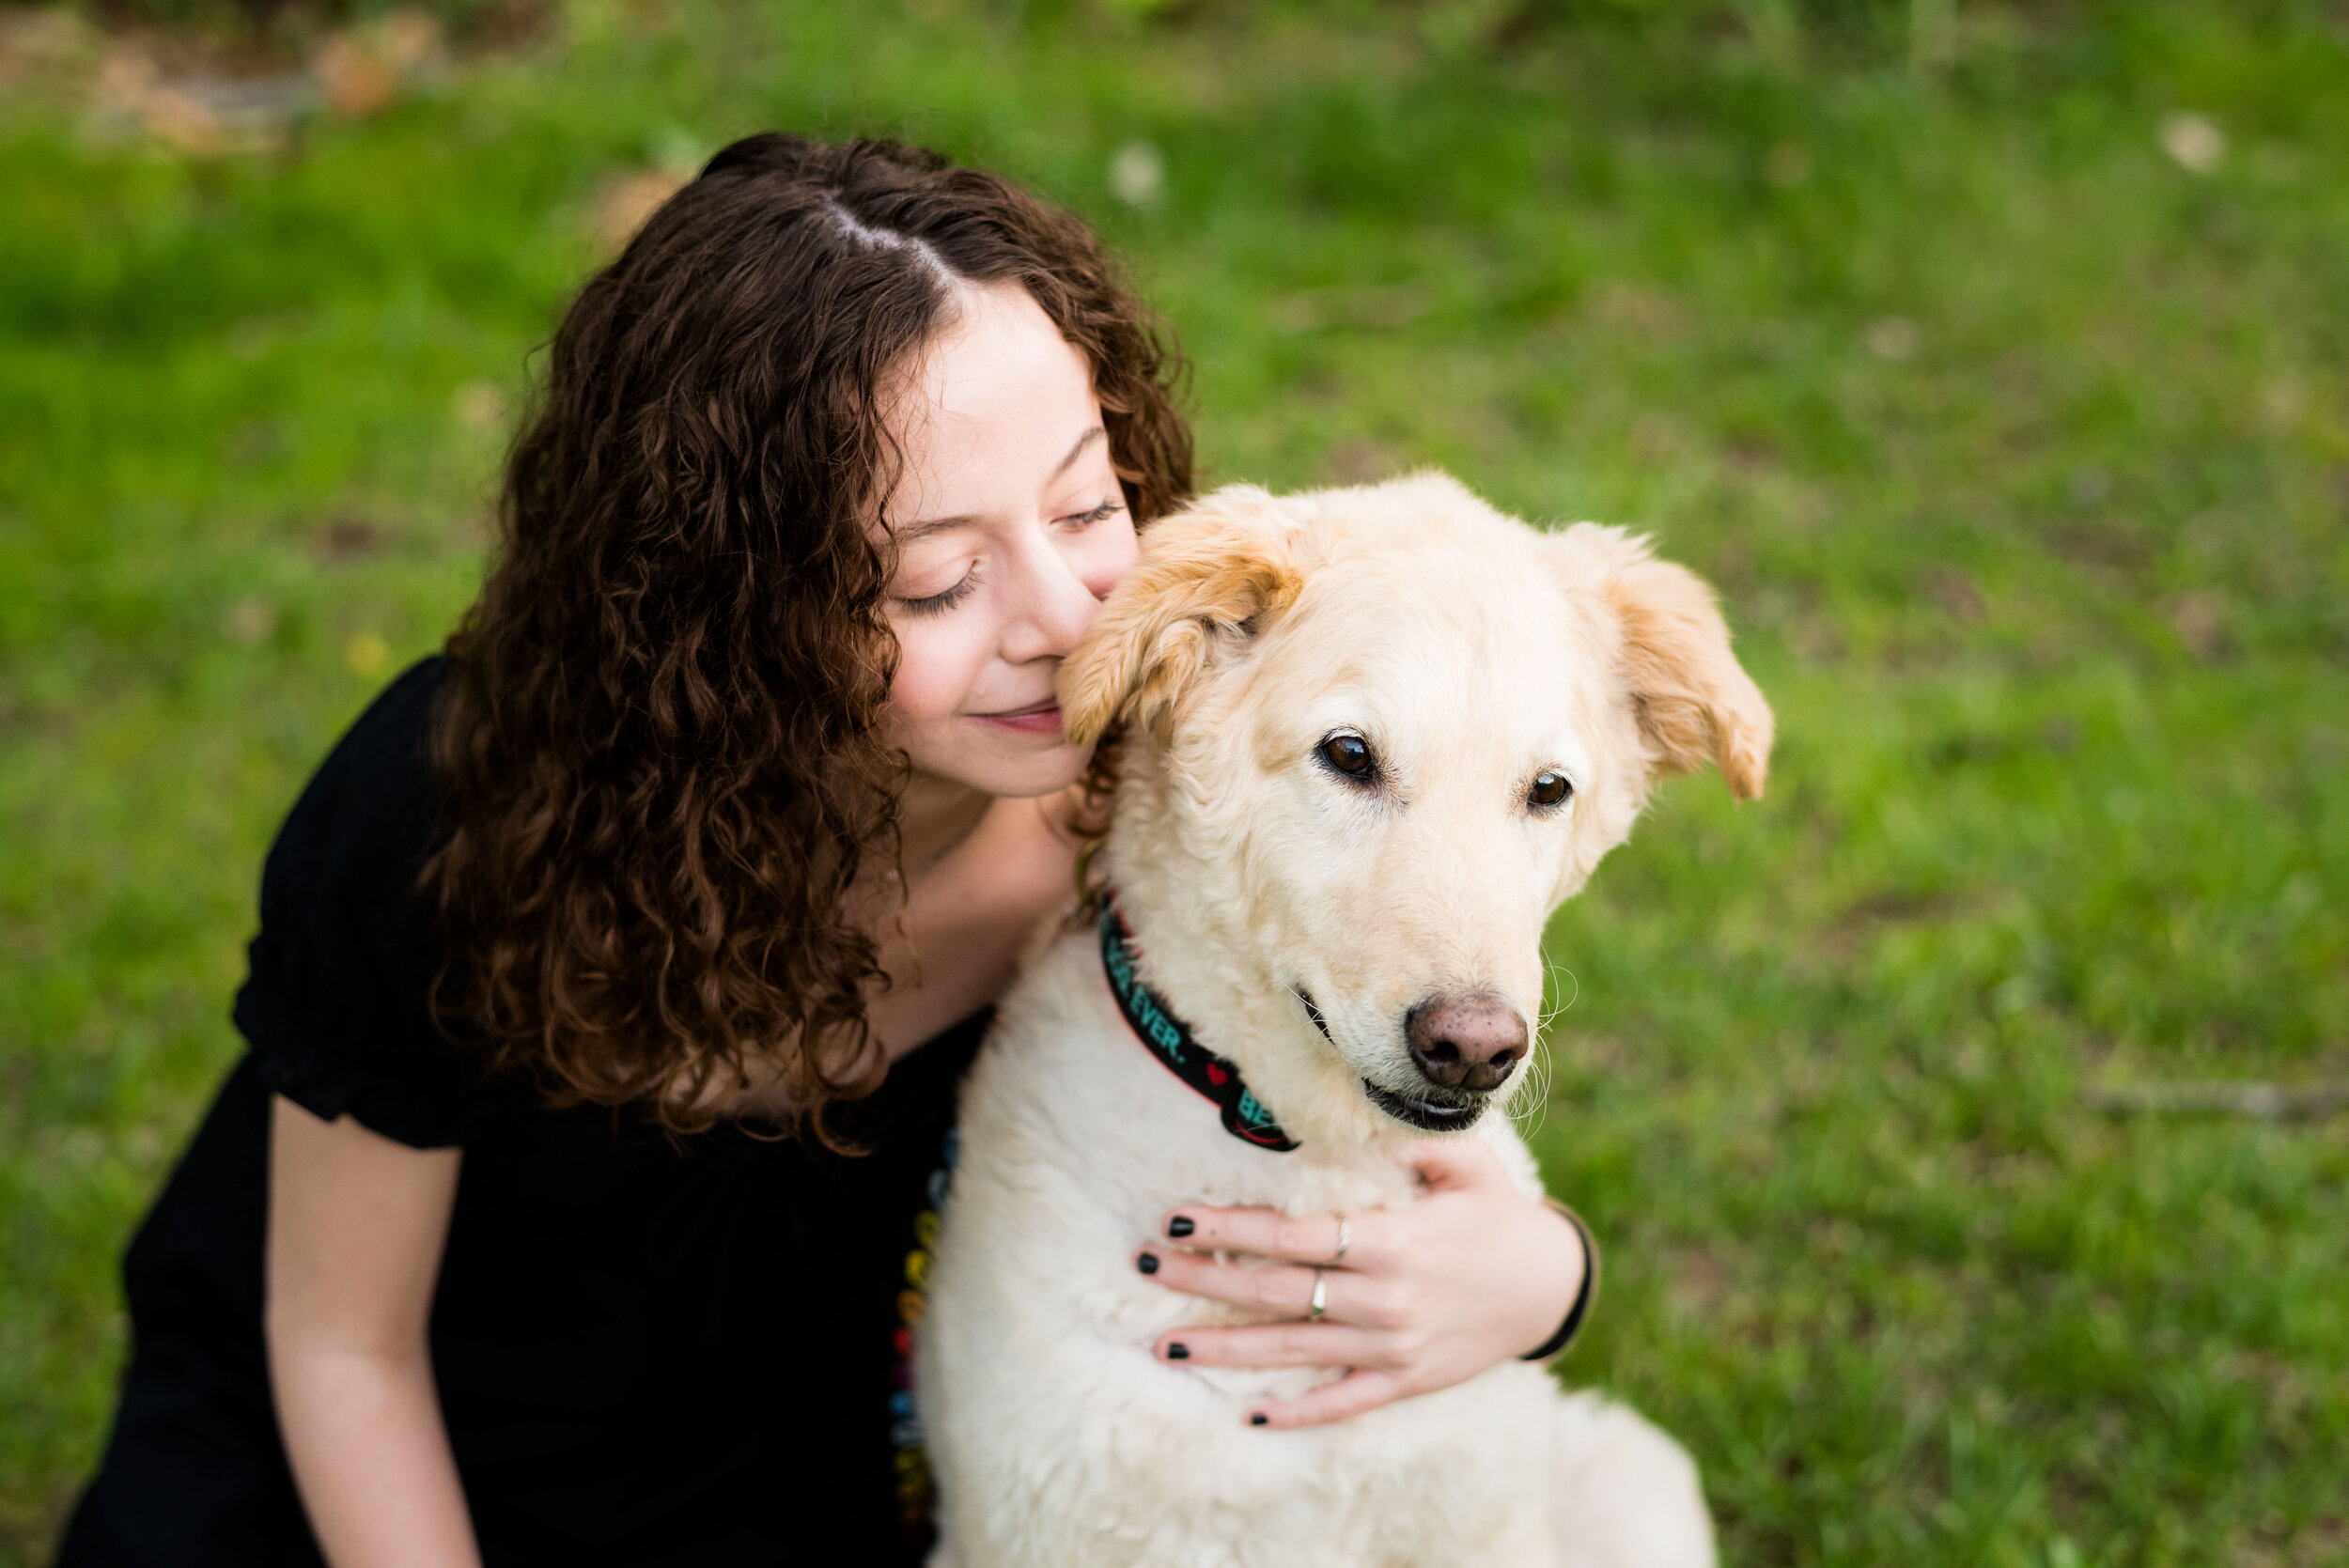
[895,720,1090,800]
[953,743,1091,800]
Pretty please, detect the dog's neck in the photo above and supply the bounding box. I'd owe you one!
[1097,900,1301,1151]
[1097,733,1416,1159]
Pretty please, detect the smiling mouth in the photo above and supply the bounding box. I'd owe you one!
[972,700,1062,734]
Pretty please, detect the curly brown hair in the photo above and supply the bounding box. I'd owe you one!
[422,132,1191,1141]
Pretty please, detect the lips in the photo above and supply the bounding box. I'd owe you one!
[972,700,1062,736]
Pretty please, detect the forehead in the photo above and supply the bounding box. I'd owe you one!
[1250,526,1608,757]
[879,284,1099,515]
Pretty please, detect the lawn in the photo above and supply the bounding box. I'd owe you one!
[2,0,2345,1562]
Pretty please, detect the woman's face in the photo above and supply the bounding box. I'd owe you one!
[878,283,1142,800]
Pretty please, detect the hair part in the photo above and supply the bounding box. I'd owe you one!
[422,133,1191,1143]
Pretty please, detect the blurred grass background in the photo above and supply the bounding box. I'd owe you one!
[2,0,2345,1562]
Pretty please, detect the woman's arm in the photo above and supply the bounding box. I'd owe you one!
[1133,1137,1588,1429]
[266,1094,481,1568]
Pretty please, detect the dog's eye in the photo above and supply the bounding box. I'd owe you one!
[1529,771,1573,808]
[1318,733,1376,781]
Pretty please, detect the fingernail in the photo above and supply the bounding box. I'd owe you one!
[1165,1343,1190,1360]
[1136,1252,1159,1276]
[1166,1216,1195,1239]
[1249,1412,1269,1427]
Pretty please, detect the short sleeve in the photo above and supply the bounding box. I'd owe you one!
[233,656,469,1148]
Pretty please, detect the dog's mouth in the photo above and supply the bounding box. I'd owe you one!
[1295,988,1334,1044]
[1295,988,1490,1132]
[1361,1079,1488,1132]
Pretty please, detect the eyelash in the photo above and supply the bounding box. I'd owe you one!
[897,568,979,618]
[893,499,1124,617]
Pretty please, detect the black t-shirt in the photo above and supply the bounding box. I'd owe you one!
[60,659,977,1567]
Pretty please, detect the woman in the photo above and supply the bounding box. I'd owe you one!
[61,132,1587,1567]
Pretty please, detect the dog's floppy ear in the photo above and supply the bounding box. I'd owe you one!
[1550,523,1774,800]
[1060,485,1305,747]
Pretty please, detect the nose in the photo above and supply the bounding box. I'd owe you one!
[1001,533,1108,664]
[1405,996,1530,1093]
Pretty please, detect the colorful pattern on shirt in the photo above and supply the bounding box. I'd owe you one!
[1097,900,1299,1153]
[889,1127,956,1551]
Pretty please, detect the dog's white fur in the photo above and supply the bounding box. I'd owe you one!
[918,474,1772,1568]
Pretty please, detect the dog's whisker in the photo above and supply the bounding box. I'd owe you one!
[1510,1045,1552,1139]
[1517,957,1579,1138]
[1546,962,1580,1023]
[1532,955,1576,1036]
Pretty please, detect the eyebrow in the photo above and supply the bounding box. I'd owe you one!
[892,426,1107,543]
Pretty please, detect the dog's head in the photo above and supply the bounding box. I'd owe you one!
[1060,474,1771,1138]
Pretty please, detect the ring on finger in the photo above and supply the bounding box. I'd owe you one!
[1309,1267,1328,1321]
[1329,1215,1350,1265]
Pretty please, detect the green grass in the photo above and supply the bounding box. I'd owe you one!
[4,1,2345,1562]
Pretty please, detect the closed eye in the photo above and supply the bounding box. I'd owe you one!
[1059,497,1126,529]
[896,566,980,617]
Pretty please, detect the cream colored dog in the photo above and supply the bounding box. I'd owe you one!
[918,473,1772,1568]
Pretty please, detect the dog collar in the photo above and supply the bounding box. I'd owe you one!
[1097,898,1299,1153]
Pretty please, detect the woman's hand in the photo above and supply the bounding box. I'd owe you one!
[1133,1137,1586,1429]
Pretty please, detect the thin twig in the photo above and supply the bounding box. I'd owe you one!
[2082,1080,2349,1119]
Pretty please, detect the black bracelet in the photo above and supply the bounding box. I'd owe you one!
[1518,1202,1597,1362]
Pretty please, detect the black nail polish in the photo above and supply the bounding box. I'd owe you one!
[1136,1252,1159,1275]
[1249,1412,1269,1427]
[1165,1343,1190,1360]
[1166,1216,1195,1239]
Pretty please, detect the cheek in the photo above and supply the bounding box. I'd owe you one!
[1074,511,1142,599]
[883,616,991,726]
[1234,773,1359,929]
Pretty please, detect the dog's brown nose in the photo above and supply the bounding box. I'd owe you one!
[1404,997,1529,1093]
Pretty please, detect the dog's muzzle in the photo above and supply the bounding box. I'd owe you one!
[1296,987,1501,1132]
